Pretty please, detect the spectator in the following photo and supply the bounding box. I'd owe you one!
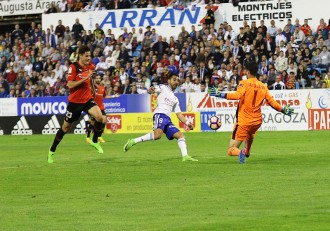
[45,2,58,14]
[121,78,131,94]
[319,45,330,68]
[5,66,16,84]
[137,81,148,94]
[55,20,66,39]
[11,24,24,43]
[94,23,104,38]
[58,0,67,12]
[296,64,311,89]
[311,73,323,89]
[0,74,9,94]
[323,72,330,88]
[300,19,311,36]
[71,18,84,39]
[274,51,287,73]
[293,27,305,44]
[0,85,7,98]
[83,1,95,11]
[95,2,105,11]
[204,4,215,26]
[181,76,194,92]
[286,72,296,89]
[302,47,312,67]
[271,76,286,90]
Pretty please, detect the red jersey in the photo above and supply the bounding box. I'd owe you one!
[67,62,95,103]
[94,85,106,110]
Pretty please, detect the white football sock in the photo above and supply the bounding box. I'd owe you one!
[177,138,188,157]
[134,133,154,143]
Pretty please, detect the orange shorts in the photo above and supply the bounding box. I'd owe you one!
[231,123,261,141]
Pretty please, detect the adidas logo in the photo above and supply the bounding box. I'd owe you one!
[42,115,60,135]
[11,116,33,135]
[74,114,89,134]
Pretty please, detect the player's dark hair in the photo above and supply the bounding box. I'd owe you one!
[170,75,179,80]
[245,61,258,77]
[78,45,91,56]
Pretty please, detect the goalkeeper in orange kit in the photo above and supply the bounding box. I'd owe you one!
[209,62,294,164]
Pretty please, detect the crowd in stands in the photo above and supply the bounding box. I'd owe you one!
[42,0,274,14]
[1,1,330,98]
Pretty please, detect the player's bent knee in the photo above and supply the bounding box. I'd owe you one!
[154,134,162,140]
[94,114,103,123]
[228,147,240,156]
[102,116,106,124]
[61,122,72,133]
[173,132,184,140]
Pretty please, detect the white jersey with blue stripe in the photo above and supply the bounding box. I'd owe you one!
[154,84,181,117]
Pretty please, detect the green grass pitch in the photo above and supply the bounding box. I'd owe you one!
[0,131,329,231]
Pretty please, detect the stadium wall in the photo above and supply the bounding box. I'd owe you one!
[41,0,328,40]
[0,90,329,135]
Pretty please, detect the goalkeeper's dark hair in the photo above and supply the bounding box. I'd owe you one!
[245,61,258,77]
[78,45,91,56]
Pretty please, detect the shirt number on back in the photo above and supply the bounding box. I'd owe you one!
[252,90,258,107]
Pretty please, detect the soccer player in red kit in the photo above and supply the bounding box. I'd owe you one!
[86,74,107,143]
[48,45,104,163]
[209,62,294,164]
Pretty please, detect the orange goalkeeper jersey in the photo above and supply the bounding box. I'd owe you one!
[226,78,283,126]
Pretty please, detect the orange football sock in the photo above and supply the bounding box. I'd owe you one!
[245,139,254,156]
[228,147,240,156]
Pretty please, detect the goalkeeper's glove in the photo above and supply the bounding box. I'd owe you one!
[208,87,227,98]
[281,105,294,116]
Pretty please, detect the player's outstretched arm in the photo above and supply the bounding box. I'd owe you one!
[208,84,245,100]
[208,87,227,98]
[265,89,294,116]
[176,112,194,130]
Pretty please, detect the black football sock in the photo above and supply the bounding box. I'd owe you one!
[50,128,66,152]
[85,121,93,138]
[92,121,103,143]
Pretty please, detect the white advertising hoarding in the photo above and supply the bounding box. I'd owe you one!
[187,89,330,132]
[0,98,18,116]
[216,0,327,33]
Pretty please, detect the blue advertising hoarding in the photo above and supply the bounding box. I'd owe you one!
[176,93,186,112]
[16,93,186,116]
[18,97,68,116]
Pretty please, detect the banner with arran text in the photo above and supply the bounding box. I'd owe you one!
[42,5,216,40]
[42,0,329,41]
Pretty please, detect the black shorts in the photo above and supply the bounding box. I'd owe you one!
[90,110,106,121]
[65,99,97,123]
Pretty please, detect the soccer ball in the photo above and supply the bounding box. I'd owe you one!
[208,115,222,130]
